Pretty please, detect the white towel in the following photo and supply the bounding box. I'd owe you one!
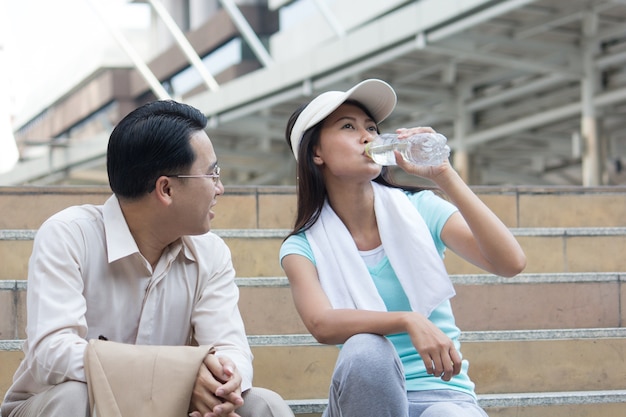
[306,182,455,317]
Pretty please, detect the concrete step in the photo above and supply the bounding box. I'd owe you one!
[3,330,626,415]
[0,186,296,230]
[3,185,626,230]
[286,390,626,417]
[3,273,624,340]
[236,273,625,334]
[244,330,626,399]
[3,185,626,415]
[3,227,626,279]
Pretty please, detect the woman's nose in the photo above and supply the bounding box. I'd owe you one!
[361,130,376,143]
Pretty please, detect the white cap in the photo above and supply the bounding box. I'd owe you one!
[289,79,397,161]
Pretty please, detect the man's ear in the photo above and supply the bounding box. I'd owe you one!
[154,176,174,205]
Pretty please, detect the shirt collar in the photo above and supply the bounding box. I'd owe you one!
[103,195,140,263]
[103,195,196,264]
[180,236,199,262]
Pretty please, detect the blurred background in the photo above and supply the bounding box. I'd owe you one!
[1,0,625,187]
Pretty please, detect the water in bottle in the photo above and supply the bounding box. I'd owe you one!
[365,132,450,166]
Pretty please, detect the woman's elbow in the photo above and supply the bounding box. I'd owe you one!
[311,331,337,345]
[306,318,344,345]
[499,251,527,277]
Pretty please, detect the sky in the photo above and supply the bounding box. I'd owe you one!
[0,0,322,126]
[0,0,317,173]
[1,0,149,123]
[0,0,324,122]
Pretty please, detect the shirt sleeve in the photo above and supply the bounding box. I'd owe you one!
[279,231,315,267]
[405,190,458,256]
[25,217,91,385]
[191,236,254,391]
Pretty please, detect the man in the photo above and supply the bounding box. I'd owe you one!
[1,100,294,417]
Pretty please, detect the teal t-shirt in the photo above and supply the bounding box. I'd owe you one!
[279,189,476,396]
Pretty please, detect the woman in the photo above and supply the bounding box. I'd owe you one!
[279,79,526,417]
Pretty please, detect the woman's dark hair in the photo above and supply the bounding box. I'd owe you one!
[107,100,208,200]
[284,99,429,238]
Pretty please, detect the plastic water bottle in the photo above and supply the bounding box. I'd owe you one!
[365,132,450,166]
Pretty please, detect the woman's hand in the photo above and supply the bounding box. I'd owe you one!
[189,353,244,417]
[403,312,462,381]
[393,127,453,181]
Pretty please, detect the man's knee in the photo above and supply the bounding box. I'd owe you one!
[43,381,89,417]
[239,387,294,417]
[8,381,89,417]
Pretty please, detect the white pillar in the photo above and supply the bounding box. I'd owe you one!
[87,0,171,100]
[581,12,602,186]
[190,0,220,30]
[452,85,475,183]
[147,0,220,92]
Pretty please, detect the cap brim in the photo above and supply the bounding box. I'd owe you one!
[343,79,397,125]
[289,79,397,161]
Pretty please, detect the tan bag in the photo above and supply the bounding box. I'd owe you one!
[84,339,214,417]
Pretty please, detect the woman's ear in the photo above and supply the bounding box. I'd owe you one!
[312,146,324,165]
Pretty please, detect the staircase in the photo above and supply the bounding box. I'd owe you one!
[1,185,626,416]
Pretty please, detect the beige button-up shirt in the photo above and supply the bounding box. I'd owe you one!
[3,195,253,411]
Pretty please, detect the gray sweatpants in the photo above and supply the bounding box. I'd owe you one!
[322,333,489,417]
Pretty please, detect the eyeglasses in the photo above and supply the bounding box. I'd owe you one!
[166,166,221,184]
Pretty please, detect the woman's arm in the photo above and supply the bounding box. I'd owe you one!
[394,127,527,277]
[436,168,527,277]
[282,253,462,380]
